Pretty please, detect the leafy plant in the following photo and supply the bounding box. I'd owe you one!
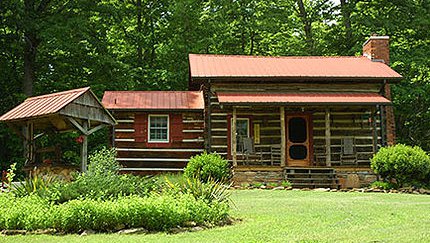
[281,180,292,187]
[184,152,230,182]
[252,182,264,188]
[0,193,229,232]
[6,163,16,192]
[87,147,120,176]
[267,182,279,187]
[371,144,430,187]
[370,181,396,190]
[13,171,58,197]
[165,176,232,205]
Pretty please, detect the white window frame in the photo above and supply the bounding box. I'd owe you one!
[231,118,250,154]
[148,114,169,143]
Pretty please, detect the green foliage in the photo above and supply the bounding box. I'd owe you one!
[370,181,396,190]
[281,180,292,188]
[371,144,430,187]
[48,173,156,203]
[87,147,120,176]
[6,163,16,191]
[0,193,229,232]
[184,152,230,182]
[62,151,80,166]
[13,171,58,197]
[165,176,231,205]
[252,182,264,188]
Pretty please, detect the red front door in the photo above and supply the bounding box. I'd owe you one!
[286,114,312,167]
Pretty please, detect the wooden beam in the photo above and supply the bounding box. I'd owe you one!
[81,120,88,172]
[325,108,331,166]
[86,124,107,135]
[280,107,286,167]
[67,117,87,134]
[232,107,237,167]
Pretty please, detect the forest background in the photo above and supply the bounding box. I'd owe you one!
[0,0,428,173]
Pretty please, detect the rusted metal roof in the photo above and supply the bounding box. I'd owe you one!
[189,54,402,80]
[102,91,205,110]
[217,92,391,105]
[0,87,90,122]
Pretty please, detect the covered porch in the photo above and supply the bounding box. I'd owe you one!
[212,92,391,169]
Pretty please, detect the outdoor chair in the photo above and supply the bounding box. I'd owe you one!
[242,137,263,165]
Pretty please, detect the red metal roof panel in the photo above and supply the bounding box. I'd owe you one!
[0,87,90,122]
[189,54,402,80]
[217,92,391,105]
[102,91,205,110]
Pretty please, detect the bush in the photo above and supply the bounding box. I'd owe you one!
[47,173,157,203]
[370,181,396,190]
[165,176,231,204]
[371,144,430,187]
[87,147,119,176]
[0,193,229,232]
[13,171,58,197]
[184,152,230,182]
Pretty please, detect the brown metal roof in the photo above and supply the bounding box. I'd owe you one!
[102,91,205,110]
[189,54,402,80]
[0,87,90,122]
[217,92,391,105]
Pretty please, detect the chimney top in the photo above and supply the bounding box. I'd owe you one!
[362,35,390,65]
[362,35,389,47]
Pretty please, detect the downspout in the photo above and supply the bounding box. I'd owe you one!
[207,79,212,152]
[379,80,387,146]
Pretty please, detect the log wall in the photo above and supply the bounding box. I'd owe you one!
[207,81,384,167]
[111,110,204,173]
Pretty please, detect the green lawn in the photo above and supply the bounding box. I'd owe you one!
[3,190,430,242]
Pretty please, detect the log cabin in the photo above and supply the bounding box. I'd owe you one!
[102,91,205,174]
[103,35,402,187]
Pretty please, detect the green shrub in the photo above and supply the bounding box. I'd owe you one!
[370,181,396,190]
[165,176,231,204]
[371,144,430,187]
[0,193,229,232]
[48,173,156,203]
[13,171,58,197]
[87,147,119,176]
[184,152,230,182]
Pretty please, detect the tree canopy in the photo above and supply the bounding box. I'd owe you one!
[0,0,429,170]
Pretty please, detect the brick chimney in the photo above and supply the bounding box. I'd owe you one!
[363,35,395,145]
[362,35,390,65]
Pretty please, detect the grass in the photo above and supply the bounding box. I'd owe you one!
[3,190,430,242]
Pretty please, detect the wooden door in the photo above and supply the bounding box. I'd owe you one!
[286,115,311,167]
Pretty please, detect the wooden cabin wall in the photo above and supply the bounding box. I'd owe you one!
[111,110,204,172]
[312,107,381,166]
[208,81,383,167]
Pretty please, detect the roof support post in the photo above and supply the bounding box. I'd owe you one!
[232,107,237,167]
[325,108,331,166]
[81,120,88,172]
[280,107,286,167]
[22,122,34,165]
[372,107,378,153]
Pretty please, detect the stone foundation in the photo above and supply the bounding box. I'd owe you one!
[233,166,377,188]
[232,168,283,186]
[336,169,377,188]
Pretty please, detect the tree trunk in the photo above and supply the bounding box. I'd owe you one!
[136,0,143,67]
[23,0,40,96]
[297,0,313,54]
[340,0,354,54]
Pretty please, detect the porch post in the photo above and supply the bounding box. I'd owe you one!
[81,120,89,172]
[280,107,286,167]
[232,107,237,167]
[325,108,331,166]
[371,107,378,153]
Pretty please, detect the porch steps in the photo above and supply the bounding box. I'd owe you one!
[284,167,340,189]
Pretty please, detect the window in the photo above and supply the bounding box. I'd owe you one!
[148,115,169,143]
[232,118,249,153]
